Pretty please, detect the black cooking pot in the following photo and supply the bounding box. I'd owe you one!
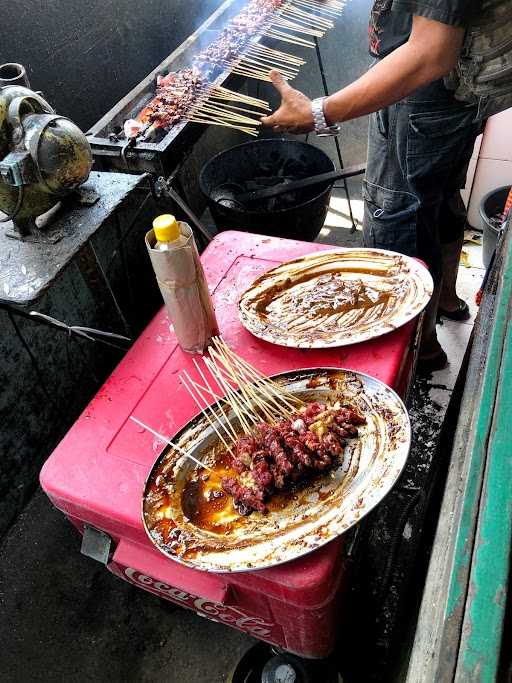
[199,138,335,241]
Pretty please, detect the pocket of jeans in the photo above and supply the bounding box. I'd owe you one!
[407,106,478,156]
[407,106,480,187]
[362,180,419,256]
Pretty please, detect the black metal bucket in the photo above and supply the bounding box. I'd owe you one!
[199,138,335,241]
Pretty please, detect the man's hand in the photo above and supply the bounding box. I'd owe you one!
[261,70,315,134]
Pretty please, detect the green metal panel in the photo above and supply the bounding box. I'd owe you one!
[454,243,512,681]
[407,221,512,682]
[441,235,512,681]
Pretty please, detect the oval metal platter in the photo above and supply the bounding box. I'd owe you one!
[238,248,433,348]
[142,368,411,573]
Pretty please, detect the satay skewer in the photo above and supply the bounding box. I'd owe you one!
[203,100,272,117]
[292,0,343,16]
[277,11,333,31]
[281,5,334,28]
[263,28,316,47]
[203,357,255,435]
[247,44,305,66]
[233,65,294,81]
[208,347,286,425]
[180,372,236,453]
[211,85,270,108]
[242,55,302,72]
[293,0,344,17]
[186,118,259,136]
[271,16,325,37]
[195,103,263,125]
[239,55,300,75]
[229,67,273,82]
[212,338,303,410]
[130,416,213,471]
[192,358,239,441]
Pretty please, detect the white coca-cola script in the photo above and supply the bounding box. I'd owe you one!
[123,567,275,638]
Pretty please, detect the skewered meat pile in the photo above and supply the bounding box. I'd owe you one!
[221,400,366,514]
[123,0,342,139]
[136,68,205,130]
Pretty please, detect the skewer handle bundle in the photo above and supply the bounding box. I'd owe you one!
[145,222,219,354]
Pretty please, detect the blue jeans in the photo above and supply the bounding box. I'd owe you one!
[362,76,482,284]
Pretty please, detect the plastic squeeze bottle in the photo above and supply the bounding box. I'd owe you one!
[146,214,219,354]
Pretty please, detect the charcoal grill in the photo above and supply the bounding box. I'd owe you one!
[86,0,359,231]
[87,0,266,176]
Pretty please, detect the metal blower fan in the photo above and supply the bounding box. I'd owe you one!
[0,63,93,238]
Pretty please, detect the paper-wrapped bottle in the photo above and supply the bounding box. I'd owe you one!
[146,214,219,354]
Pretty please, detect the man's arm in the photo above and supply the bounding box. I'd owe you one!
[261,15,465,133]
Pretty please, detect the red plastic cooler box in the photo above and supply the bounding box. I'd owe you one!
[40,231,419,658]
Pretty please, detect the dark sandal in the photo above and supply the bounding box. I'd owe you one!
[416,348,448,375]
[437,300,470,322]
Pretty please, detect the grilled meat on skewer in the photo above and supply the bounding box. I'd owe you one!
[221,401,366,514]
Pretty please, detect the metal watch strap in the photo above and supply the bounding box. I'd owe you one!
[311,97,340,137]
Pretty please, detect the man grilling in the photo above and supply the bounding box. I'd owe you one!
[262,0,482,372]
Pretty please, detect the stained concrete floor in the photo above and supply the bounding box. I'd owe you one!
[0,492,254,683]
[0,188,484,682]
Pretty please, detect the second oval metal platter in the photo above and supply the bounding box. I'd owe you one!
[238,248,433,348]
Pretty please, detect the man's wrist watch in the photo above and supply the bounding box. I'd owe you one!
[311,97,341,137]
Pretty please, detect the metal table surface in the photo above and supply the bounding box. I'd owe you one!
[0,172,145,307]
[40,230,419,656]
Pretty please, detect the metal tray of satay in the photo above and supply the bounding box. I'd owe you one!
[141,353,410,573]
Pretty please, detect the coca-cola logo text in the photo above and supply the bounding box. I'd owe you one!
[123,568,274,637]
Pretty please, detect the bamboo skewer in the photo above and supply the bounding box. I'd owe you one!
[179,82,270,135]
[186,117,258,136]
[208,346,284,425]
[136,338,310,471]
[293,0,344,18]
[197,103,262,125]
[180,371,235,454]
[212,338,303,410]
[210,87,270,110]
[236,65,295,80]
[272,16,325,37]
[218,354,297,420]
[281,6,334,28]
[229,67,273,82]
[238,55,299,75]
[205,355,262,428]
[130,416,213,471]
[243,54,301,72]
[247,44,305,66]
[192,358,239,441]
[294,0,345,9]
[209,340,301,422]
[278,12,333,32]
[203,100,270,116]
[203,357,255,435]
[263,28,316,48]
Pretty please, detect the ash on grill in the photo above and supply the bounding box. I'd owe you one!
[220,400,366,514]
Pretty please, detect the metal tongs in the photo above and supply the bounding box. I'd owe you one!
[213,162,366,209]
